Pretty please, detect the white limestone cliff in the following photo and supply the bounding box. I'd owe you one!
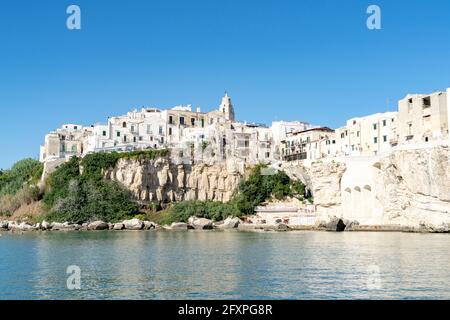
[284,147,450,231]
[104,157,244,203]
[97,146,450,231]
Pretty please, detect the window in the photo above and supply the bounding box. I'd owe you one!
[201,119,204,128]
[116,131,121,137]
[147,124,151,134]
[383,135,387,142]
[425,136,429,142]
[169,128,172,135]
[131,125,135,132]
[74,126,78,130]
[423,97,431,107]
[133,137,136,143]
[124,135,127,142]
[169,116,173,124]
[383,120,387,127]
[374,137,378,144]
[139,136,143,141]
[373,124,377,130]
[265,152,270,158]
[159,126,163,135]
[122,122,127,128]
[102,131,107,137]
[191,118,195,126]
[161,137,164,144]
[357,131,360,137]
[341,133,345,138]
[180,117,185,125]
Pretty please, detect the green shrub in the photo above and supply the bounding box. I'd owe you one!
[0,158,43,196]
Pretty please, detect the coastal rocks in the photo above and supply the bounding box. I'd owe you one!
[87,221,109,230]
[143,221,157,230]
[113,223,125,230]
[316,216,346,231]
[167,222,188,230]
[7,221,35,231]
[51,222,80,231]
[123,218,144,230]
[188,216,214,230]
[216,216,242,229]
[0,221,8,230]
[274,223,289,231]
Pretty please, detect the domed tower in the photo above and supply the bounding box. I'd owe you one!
[219,92,235,121]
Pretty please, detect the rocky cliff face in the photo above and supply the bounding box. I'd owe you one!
[375,147,450,230]
[104,157,244,203]
[98,147,450,231]
[285,147,450,230]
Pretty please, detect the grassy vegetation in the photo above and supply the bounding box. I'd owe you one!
[0,159,43,218]
[0,159,43,196]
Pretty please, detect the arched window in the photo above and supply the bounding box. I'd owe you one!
[122,122,127,128]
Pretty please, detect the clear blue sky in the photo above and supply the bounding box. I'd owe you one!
[1,0,449,169]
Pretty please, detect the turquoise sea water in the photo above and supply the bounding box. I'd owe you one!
[1,230,449,300]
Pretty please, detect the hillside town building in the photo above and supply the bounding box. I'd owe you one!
[40,88,450,166]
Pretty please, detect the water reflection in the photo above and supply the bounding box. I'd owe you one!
[1,231,450,299]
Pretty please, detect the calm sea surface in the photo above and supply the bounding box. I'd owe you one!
[1,230,450,299]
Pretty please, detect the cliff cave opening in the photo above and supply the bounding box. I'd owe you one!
[336,219,346,231]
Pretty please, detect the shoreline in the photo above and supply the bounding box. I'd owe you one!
[1,221,449,234]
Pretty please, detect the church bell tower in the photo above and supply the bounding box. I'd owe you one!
[219,92,235,121]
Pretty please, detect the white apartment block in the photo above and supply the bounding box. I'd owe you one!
[334,112,398,157]
[280,127,337,161]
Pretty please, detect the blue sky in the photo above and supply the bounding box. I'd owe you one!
[1,0,450,169]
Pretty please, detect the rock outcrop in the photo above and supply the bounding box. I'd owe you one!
[188,216,214,230]
[87,221,109,230]
[290,147,450,231]
[216,216,242,229]
[104,157,243,203]
[123,218,144,230]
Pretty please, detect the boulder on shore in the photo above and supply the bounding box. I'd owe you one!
[0,221,9,230]
[113,223,124,230]
[87,221,109,230]
[41,221,51,230]
[188,217,214,230]
[123,218,144,230]
[168,222,188,230]
[316,216,347,231]
[216,216,242,229]
[143,221,157,230]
